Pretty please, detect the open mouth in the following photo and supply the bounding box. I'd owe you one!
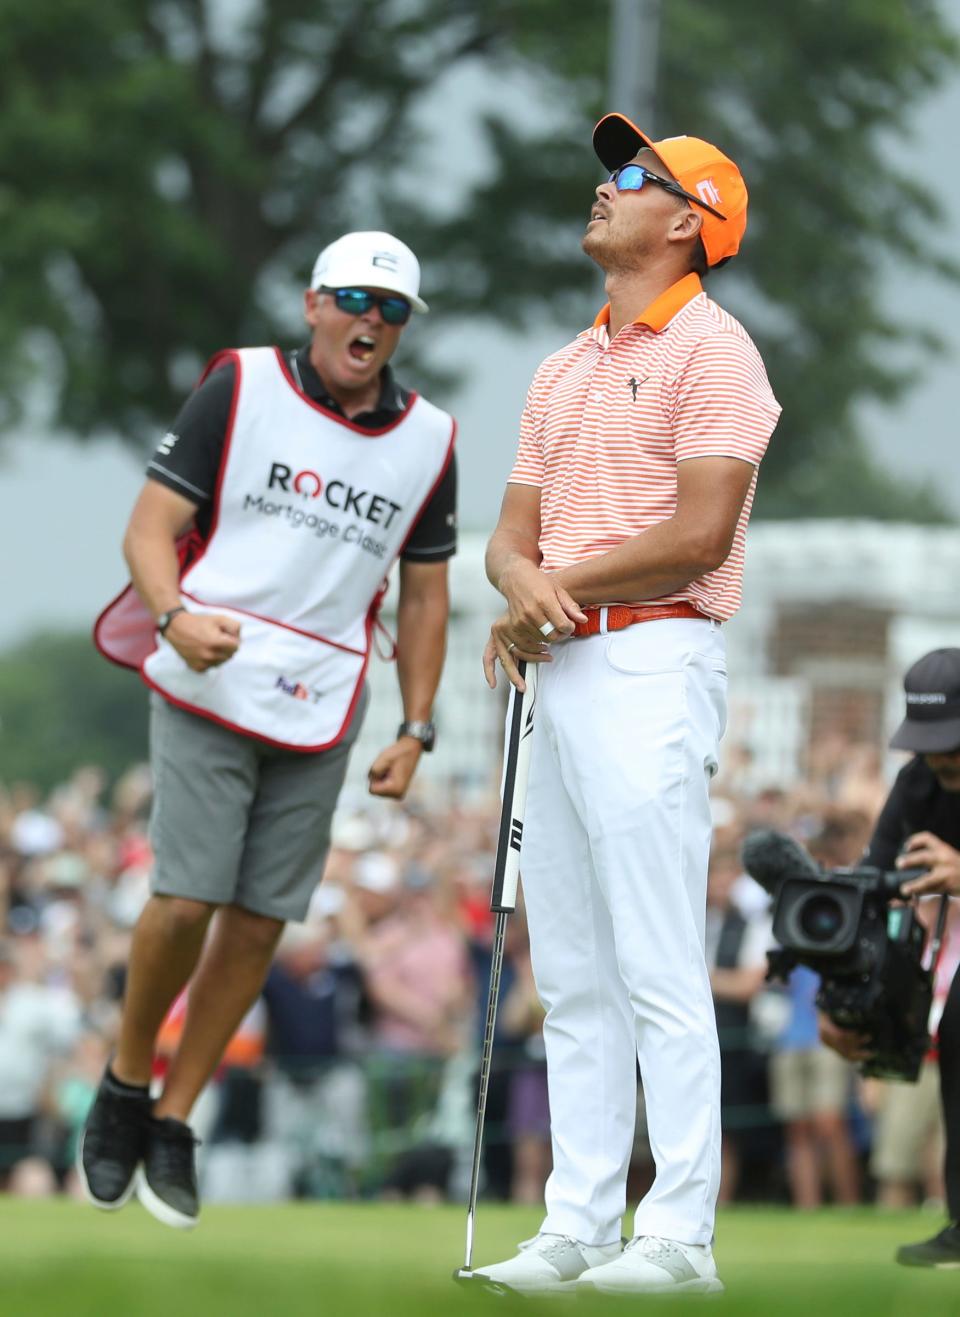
[348,334,377,363]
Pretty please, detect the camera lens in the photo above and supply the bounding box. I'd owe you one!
[798,894,845,943]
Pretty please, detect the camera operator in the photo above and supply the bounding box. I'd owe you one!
[818,649,960,1267]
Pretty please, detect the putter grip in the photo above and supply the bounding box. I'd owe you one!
[491,661,538,913]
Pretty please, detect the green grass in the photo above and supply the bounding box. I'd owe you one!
[0,1199,958,1316]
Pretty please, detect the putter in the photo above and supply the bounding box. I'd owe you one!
[454,659,539,1292]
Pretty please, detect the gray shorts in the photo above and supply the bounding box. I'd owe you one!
[148,688,368,922]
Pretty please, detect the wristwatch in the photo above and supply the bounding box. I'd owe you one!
[157,605,187,635]
[397,720,436,752]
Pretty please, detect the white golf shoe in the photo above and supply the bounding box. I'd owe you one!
[576,1234,724,1295]
[472,1232,622,1295]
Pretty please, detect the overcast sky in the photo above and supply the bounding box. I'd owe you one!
[2,8,958,650]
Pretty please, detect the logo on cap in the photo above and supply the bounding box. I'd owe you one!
[696,178,722,207]
[372,251,399,272]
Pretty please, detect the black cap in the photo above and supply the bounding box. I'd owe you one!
[890,649,960,754]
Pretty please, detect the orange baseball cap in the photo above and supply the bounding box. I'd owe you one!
[593,113,748,267]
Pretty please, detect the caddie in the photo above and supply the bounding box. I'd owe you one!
[82,230,456,1229]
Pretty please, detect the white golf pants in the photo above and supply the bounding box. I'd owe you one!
[519,616,727,1247]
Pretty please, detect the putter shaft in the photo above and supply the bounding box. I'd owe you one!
[462,909,509,1271]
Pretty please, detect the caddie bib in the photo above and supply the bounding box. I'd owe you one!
[96,347,455,750]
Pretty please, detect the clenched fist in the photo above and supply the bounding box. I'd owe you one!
[165,611,241,673]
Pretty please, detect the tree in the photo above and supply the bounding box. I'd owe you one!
[0,0,955,517]
[0,633,148,790]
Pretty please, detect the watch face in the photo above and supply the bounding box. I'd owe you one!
[158,607,184,633]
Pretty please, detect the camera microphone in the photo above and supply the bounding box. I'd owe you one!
[741,829,821,900]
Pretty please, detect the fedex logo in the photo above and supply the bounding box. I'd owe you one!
[276,675,322,704]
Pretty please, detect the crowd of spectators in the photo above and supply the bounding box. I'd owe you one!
[0,729,953,1214]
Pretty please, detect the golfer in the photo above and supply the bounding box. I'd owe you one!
[478,116,781,1295]
[82,231,456,1228]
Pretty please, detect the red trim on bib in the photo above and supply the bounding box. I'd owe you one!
[372,620,397,662]
[141,668,368,754]
[96,345,450,750]
[179,591,367,656]
[204,350,243,546]
[142,577,376,753]
[174,351,241,598]
[273,347,418,435]
[398,417,457,558]
[93,583,150,672]
[369,416,455,669]
[93,530,206,671]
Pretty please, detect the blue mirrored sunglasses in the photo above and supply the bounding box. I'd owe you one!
[325,287,412,325]
[608,164,727,222]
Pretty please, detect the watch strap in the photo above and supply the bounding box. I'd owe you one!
[398,720,436,751]
[157,605,187,635]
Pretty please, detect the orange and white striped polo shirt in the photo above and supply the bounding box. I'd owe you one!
[508,273,781,621]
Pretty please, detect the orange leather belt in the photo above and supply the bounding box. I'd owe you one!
[572,601,714,638]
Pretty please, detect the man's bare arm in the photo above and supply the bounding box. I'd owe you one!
[482,484,587,689]
[123,480,240,672]
[554,456,756,604]
[395,559,450,725]
[485,483,544,592]
[368,559,449,800]
[123,480,198,620]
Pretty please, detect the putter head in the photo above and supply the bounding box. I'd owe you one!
[452,1267,510,1296]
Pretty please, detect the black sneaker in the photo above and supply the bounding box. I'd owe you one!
[897,1224,960,1268]
[136,1115,200,1230]
[77,1066,152,1210]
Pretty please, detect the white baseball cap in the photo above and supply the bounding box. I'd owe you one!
[310,231,429,313]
